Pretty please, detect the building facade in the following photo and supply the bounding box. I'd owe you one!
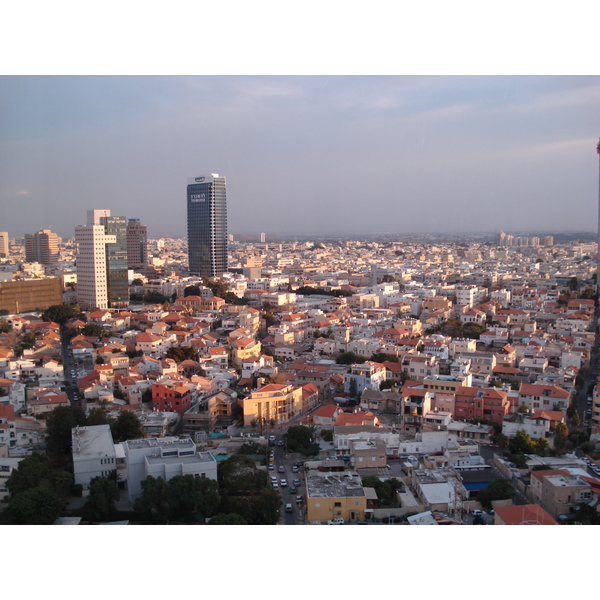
[25,229,59,264]
[126,218,148,269]
[76,209,129,310]
[187,174,228,277]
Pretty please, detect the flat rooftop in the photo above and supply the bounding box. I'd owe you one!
[72,425,115,458]
[146,451,216,466]
[306,471,365,499]
[125,436,195,451]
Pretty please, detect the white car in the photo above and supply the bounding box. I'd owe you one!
[280,479,287,487]
[327,518,344,525]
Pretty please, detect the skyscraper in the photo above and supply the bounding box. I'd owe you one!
[0,232,8,258]
[25,229,59,264]
[126,218,148,270]
[75,210,129,310]
[187,173,228,277]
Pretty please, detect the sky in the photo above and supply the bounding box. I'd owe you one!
[1,75,599,241]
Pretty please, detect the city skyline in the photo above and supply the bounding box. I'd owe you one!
[1,76,599,240]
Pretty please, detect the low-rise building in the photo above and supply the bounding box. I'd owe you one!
[72,424,118,489]
[124,436,217,502]
[305,470,367,523]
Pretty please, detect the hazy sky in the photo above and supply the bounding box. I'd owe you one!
[1,75,599,240]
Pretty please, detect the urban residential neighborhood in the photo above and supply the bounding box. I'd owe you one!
[2,206,600,526]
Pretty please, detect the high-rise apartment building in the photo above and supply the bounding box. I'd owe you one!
[187,173,228,277]
[126,218,148,270]
[24,229,59,264]
[75,210,129,310]
[0,232,8,258]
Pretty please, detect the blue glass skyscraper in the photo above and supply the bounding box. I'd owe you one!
[187,173,228,277]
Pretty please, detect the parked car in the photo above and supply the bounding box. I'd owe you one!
[270,476,278,484]
[285,503,293,513]
[472,509,484,516]
[268,463,275,470]
[291,465,299,473]
[327,518,344,525]
[293,479,301,487]
[295,495,303,503]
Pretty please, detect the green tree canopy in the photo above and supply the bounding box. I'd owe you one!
[42,304,76,324]
[554,422,569,455]
[111,410,145,443]
[283,425,320,456]
[5,486,63,525]
[81,323,106,338]
[184,285,201,297]
[166,346,200,363]
[336,351,366,365]
[477,478,516,510]
[166,475,221,522]
[46,405,87,456]
[84,476,120,522]
[6,453,49,497]
[134,475,170,524]
[208,512,248,525]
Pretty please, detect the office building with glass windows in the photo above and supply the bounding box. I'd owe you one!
[126,218,148,270]
[187,173,228,278]
[75,210,129,310]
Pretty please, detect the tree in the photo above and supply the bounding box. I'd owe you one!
[0,318,9,333]
[5,486,63,524]
[111,410,145,442]
[217,454,266,495]
[134,475,170,524]
[166,346,199,363]
[6,453,48,497]
[49,470,74,501]
[86,407,109,426]
[477,478,516,510]
[166,475,221,522]
[46,405,87,456]
[208,512,248,525]
[81,323,106,338]
[42,304,76,324]
[508,430,535,455]
[84,476,120,522]
[283,425,320,456]
[336,351,365,365]
[554,422,569,455]
[349,378,358,399]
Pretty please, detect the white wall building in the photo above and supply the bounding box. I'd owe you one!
[124,436,217,502]
[75,209,116,310]
[72,424,118,488]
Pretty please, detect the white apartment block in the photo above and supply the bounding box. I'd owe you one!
[72,424,118,488]
[75,209,116,310]
[124,436,218,502]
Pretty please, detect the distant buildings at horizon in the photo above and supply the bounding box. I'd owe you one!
[497,231,554,247]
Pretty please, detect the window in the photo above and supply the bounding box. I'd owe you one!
[334,502,341,507]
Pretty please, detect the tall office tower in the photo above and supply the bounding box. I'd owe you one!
[100,215,128,308]
[126,218,148,270]
[24,229,59,264]
[497,231,506,246]
[260,232,266,243]
[75,210,129,310]
[187,173,228,277]
[0,232,8,257]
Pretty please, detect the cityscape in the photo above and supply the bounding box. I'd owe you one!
[2,143,600,527]
[2,75,600,544]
